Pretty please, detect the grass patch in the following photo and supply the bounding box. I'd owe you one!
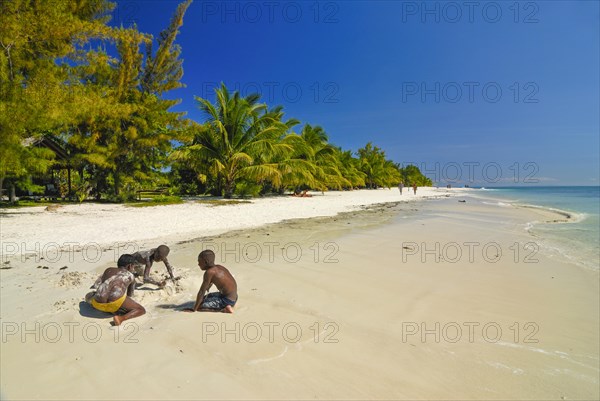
[127,195,184,207]
[195,199,252,207]
[1,196,251,209]
[0,200,74,209]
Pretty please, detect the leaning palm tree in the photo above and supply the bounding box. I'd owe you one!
[273,135,318,193]
[171,84,299,198]
[279,124,348,192]
[336,148,366,189]
[357,142,401,189]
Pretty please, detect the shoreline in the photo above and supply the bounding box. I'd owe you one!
[2,186,584,260]
[0,187,463,259]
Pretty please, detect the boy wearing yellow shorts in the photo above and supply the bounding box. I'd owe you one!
[86,254,145,326]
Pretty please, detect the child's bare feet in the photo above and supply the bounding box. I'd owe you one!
[222,305,234,314]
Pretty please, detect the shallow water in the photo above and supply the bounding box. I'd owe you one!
[466,187,600,271]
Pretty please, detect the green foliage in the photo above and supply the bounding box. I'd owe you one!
[168,165,202,195]
[0,0,114,198]
[194,199,252,206]
[1,0,191,202]
[172,87,434,197]
[107,191,137,203]
[278,124,346,192]
[0,200,64,209]
[1,0,432,202]
[76,189,89,204]
[337,149,366,188]
[128,195,183,207]
[67,2,191,198]
[235,181,262,198]
[171,84,299,198]
[357,142,401,188]
[400,164,433,187]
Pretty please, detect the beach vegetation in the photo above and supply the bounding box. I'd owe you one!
[1,0,432,203]
[0,0,115,202]
[127,194,183,207]
[194,199,252,206]
[401,164,433,186]
[170,84,299,198]
[357,142,401,189]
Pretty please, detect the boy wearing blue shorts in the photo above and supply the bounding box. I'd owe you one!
[184,250,237,313]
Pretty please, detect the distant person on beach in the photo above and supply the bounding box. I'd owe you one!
[183,250,237,313]
[85,254,145,326]
[413,184,417,195]
[132,245,176,287]
[398,182,404,195]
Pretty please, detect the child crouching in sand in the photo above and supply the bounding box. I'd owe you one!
[132,244,176,287]
[183,250,237,313]
[86,254,146,326]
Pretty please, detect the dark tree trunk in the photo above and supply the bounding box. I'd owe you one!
[224,180,234,199]
[10,182,16,203]
[95,176,102,201]
[114,170,121,197]
[67,167,72,200]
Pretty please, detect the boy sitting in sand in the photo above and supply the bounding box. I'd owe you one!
[86,254,146,326]
[132,245,176,287]
[183,250,237,313]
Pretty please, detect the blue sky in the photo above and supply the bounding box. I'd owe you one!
[111,0,599,186]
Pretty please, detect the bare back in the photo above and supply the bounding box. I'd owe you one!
[205,265,237,301]
[94,268,135,303]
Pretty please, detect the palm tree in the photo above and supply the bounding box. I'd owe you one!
[171,84,298,198]
[401,164,433,186]
[357,142,401,188]
[279,124,348,192]
[336,148,366,189]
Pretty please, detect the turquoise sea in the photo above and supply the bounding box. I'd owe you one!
[472,186,600,271]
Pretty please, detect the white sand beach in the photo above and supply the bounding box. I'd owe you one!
[1,188,598,400]
[0,187,456,257]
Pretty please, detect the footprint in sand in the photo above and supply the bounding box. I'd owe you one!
[53,298,79,312]
[57,271,89,288]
